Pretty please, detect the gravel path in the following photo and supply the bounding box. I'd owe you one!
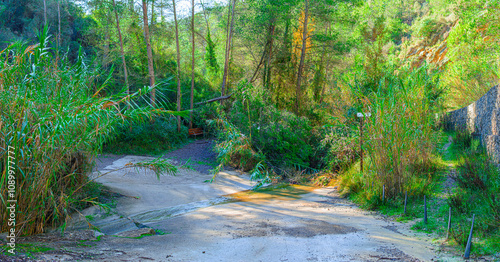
[162,139,218,174]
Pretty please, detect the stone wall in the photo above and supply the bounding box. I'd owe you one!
[447,85,500,161]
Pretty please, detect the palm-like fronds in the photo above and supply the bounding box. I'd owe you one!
[0,28,180,236]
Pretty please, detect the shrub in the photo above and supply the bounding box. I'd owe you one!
[210,117,263,176]
[453,130,473,150]
[104,117,188,155]
[222,81,328,177]
[453,149,500,229]
[320,112,359,172]
[250,108,325,170]
[445,131,500,250]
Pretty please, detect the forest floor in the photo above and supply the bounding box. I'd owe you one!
[1,139,465,262]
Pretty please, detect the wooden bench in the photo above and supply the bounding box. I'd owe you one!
[188,128,204,137]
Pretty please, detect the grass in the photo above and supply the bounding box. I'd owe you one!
[442,134,500,256]
[1,243,53,258]
[361,66,441,199]
[337,64,499,258]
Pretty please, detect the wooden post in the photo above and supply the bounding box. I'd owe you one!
[360,116,364,173]
[404,190,408,214]
[446,207,451,240]
[382,185,385,202]
[424,195,428,224]
[464,214,475,259]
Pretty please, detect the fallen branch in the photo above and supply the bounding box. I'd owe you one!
[195,94,232,105]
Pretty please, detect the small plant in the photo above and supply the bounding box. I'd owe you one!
[250,161,273,189]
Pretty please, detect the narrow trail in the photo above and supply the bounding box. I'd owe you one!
[2,139,463,261]
[441,136,458,195]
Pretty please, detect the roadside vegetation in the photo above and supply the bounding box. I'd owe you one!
[0,29,179,236]
[442,131,500,255]
[0,0,499,258]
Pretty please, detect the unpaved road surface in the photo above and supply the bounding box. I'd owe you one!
[2,140,462,261]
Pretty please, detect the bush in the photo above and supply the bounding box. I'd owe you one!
[445,131,500,251]
[211,117,263,173]
[222,81,328,177]
[453,149,500,229]
[453,130,473,150]
[250,108,325,170]
[320,108,360,172]
[104,118,188,155]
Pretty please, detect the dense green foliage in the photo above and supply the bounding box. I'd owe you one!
[0,0,499,257]
[0,30,177,235]
[104,118,189,155]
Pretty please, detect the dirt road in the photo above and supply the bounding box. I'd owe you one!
[3,140,461,261]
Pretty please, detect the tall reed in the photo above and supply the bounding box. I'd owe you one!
[363,66,440,198]
[0,29,179,236]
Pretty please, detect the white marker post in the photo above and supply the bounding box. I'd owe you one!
[357,112,371,172]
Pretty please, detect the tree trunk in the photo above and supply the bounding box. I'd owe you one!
[151,0,155,26]
[221,0,236,96]
[250,20,275,84]
[295,0,309,115]
[173,0,182,133]
[161,0,164,22]
[264,21,275,89]
[142,0,156,106]
[190,0,195,129]
[112,0,130,110]
[44,0,47,26]
[319,23,331,105]
[201,0,210,32]
[57,0,61,48]
[250,44,268,83]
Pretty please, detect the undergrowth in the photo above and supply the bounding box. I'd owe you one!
[444,132,500,256]
[103,117,189,155]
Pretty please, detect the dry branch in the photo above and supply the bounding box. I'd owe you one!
[195,94,232,105]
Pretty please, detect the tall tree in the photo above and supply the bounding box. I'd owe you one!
[112,0,130,109]
[295,0,309,114]
[172,0,182,132]
[44,0,47,26]
[57,0,61,47]
[201,0,218,78]
[190,0,195,128]
[221,0,236,96]
[142,0,156,105]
